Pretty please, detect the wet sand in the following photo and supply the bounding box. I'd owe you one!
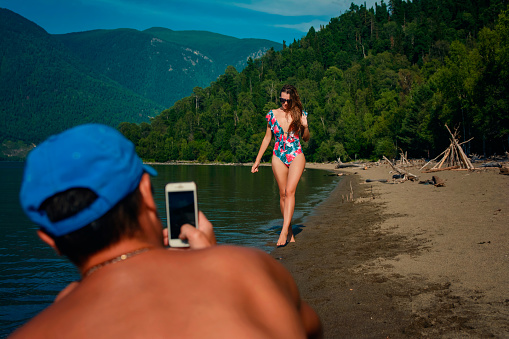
[273,162,509,338]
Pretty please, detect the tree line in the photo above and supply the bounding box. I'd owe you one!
[119,0,509,163]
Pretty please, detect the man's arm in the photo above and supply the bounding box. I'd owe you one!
[261,252,323,339]
[299,300,323,339]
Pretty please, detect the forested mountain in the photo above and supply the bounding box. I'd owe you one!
[0,8,282,155]
[55,28,282,107]
[145,27,281,74]
[0,8,163,145]
[120,0,509,163]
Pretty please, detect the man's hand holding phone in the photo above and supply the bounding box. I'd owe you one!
[163,211,216,249]
[179,211,216,249]
[164,181,216,250]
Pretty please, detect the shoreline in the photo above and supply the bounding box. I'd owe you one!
[144,160,337,168]
[272,163,509,337]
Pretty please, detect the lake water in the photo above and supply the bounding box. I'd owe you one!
[0,162,339,337]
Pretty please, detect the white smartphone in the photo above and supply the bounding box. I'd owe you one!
[165,181,199,248]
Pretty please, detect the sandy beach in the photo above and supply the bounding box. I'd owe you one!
[273,162,509,338]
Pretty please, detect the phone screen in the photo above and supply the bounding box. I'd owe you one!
[167,190,197,240]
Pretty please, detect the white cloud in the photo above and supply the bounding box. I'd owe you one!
[275,19,329,32]
[87,0,170,16]
[233,0,378,17]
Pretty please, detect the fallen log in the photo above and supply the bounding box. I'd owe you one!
[383,156,419,181]
[422,165,460,173]
[365,179,388,183]
[481,162,502,168]
[335,163,364,168]
[419,179,434,185]
[432,175,445,187]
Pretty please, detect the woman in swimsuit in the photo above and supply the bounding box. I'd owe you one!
[251,85,310,247]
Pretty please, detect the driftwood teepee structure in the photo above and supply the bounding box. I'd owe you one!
[421,124,474,171]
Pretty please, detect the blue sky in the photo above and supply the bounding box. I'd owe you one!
[2,0,378,43]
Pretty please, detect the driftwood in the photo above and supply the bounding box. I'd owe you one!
[420,148,448,170]
[418,175,445,187]
[432,175,445,187]
[365,179,388,183]
[438,125,474,170]
[500,167,509,175]
[422,165,460,173]
[383,156,418,181]
[421,125,474,171]
[398,148,412,167]
[481,162,502,168]
[335,163,364,168]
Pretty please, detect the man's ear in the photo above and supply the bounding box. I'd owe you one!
[137,173,164,243]
[139,173,157,211]
[37,229,61,255]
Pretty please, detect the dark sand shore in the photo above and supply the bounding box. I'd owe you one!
[273,163,509,338]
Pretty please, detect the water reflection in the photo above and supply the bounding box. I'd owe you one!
[0,162,339,336]
[150,164,339,252]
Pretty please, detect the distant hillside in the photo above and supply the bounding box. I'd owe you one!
[55,28,282,107]
[144,27,281,71]
[0,8,164,144]
[119,0,509,163]
[0,8,281,148]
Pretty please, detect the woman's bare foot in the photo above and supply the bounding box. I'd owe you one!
[288,231,295,243]
[277,230,288,246]
[277,229,295,246]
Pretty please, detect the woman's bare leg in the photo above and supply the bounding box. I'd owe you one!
[272,154,306,246]
[272,156,289,244]
[283,154,305,244]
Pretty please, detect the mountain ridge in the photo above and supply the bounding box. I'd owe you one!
[0,8,164,146]
[0,8,282,148]
[55,26,281,107]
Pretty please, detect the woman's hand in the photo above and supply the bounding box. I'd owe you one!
[251,161,260,173]
[301,114,310,142]
[301,114,308,129]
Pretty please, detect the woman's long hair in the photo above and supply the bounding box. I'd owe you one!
[281,84,304,133]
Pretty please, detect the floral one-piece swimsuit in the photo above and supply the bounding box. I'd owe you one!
[266,110,308,167]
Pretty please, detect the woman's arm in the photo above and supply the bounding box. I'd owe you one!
[251,125,272,173]
[301,114,310,142]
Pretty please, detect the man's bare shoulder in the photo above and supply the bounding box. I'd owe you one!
[180,245,289,287]
[198,245,297,293]
[7,246,302,339]
[197,245,277,269]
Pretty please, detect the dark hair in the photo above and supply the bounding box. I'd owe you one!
[280,84,304,133]
[39,187,142,266]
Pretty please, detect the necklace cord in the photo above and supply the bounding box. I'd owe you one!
[83,247,151,278]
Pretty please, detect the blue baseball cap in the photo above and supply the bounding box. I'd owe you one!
[20,124,157,237]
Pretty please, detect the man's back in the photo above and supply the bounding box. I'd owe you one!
[14,124,322,339]
[10,246,318,339]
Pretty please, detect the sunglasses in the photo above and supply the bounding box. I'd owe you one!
[280,98,292,104]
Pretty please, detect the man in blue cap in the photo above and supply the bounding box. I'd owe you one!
[10,124,322,339]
